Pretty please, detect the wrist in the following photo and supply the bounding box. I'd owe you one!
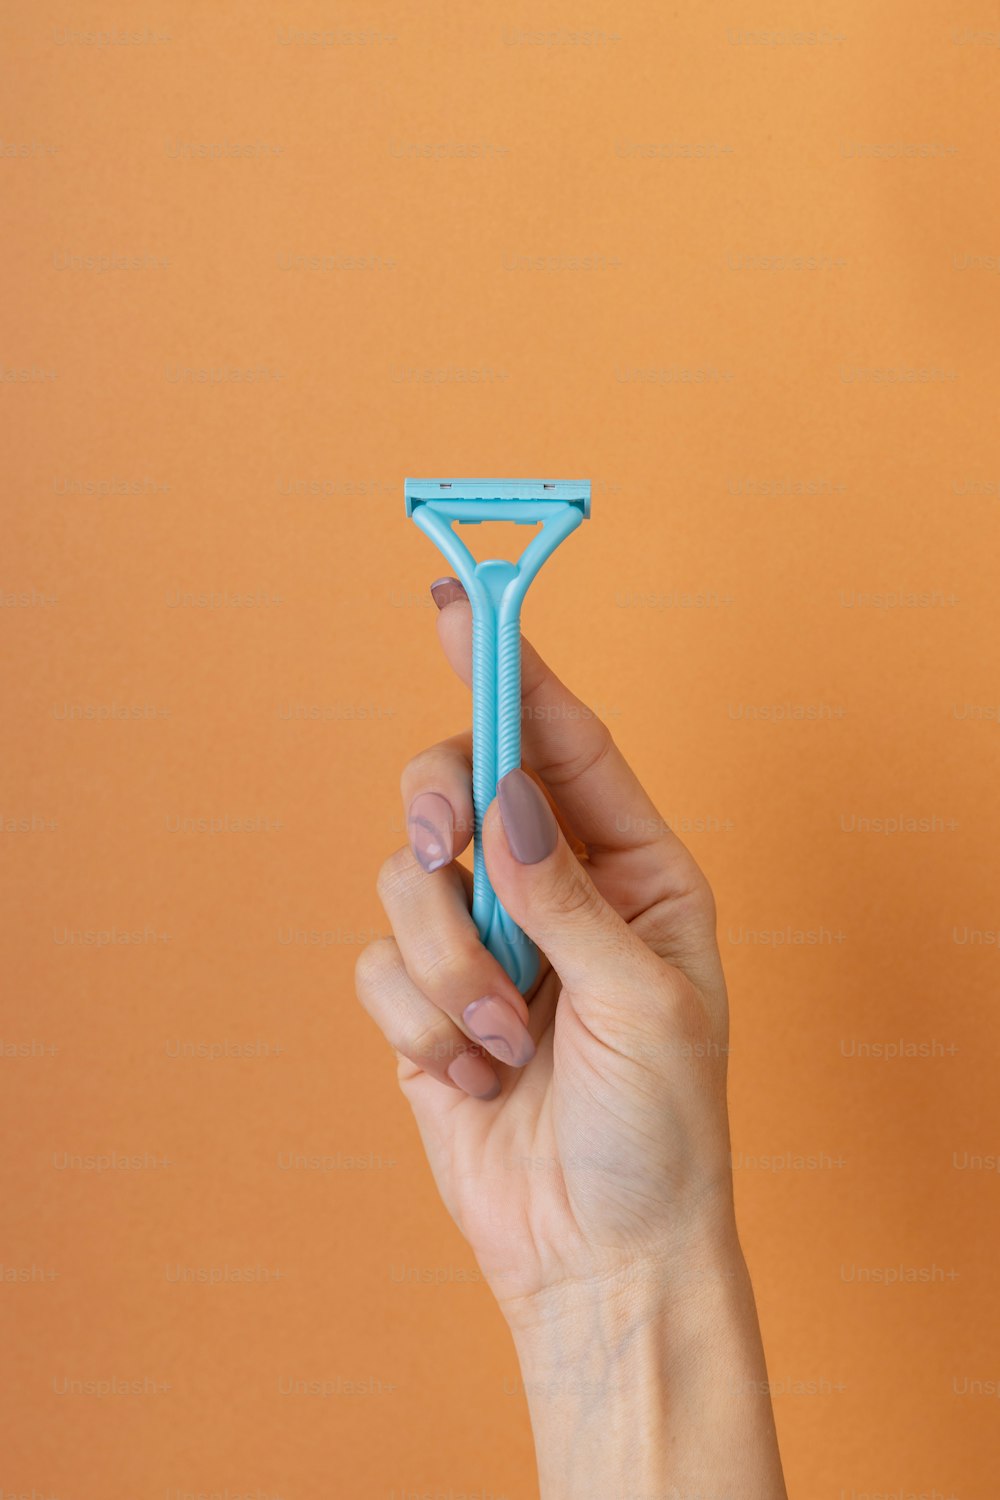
[506,1225,786,1500]
[508,1216,744,1393]
[501,1187,742,1345]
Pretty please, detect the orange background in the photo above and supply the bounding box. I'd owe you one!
[3,2,1000,1495]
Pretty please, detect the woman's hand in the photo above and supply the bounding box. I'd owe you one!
[356,577,787,1499]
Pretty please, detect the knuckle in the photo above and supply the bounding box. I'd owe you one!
[688,872,717,930]
[399,747,434,794]
[354,938,398,1000]
[414,936,483,997]
[400,742,463,798]
[376,845,418,906]
[397,1016,455,1068]
[657,975,720,1055]
[539,716,614,787]
[657,968,702,1027]
[547,863,605,923]
[576,715,614,767]
[638,892,719,972]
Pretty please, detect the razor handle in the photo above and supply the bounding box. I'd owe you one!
[468,559,539,991]
[405,484,588,993]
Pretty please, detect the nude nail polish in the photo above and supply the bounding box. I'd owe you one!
[407,792,454,873]
[430,576,468,610]
[462,995,536,1068]
[496,768,558,865]
[447,1050,501,1100]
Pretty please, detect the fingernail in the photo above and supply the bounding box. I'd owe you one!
[497,769,558,865]
[462,995,536,1068]
[430,576,468,610]
[447,1049,501,1100]
[407,792,454,873]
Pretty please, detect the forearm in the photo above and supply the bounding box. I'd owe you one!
[507,1231,787,1500]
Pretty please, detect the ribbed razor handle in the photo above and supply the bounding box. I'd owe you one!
[470,570,538,992]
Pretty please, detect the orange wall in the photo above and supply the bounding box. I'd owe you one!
[3,3,999,1495]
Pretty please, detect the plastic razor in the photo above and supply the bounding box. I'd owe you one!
[404,478,591,993]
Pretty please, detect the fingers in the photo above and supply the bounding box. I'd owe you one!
[401,731,475,871]
[484,768,659,1001]
[355,938,501,1100]
[375,846,537,1070]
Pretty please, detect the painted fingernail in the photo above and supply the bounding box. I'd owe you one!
[462,995,536,1068]
[407,792,454,873]
[430,576,468,610]
[447,1049,501,1100]
[497,769,558,865]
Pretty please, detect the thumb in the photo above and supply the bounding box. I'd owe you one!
[483,768,649,996]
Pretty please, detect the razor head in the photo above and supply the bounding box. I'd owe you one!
[405,478,590,521]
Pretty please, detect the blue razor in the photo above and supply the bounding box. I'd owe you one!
[405,478,591,994]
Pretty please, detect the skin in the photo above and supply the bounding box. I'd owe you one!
[356,583,789,1499]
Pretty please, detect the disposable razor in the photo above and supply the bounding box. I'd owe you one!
[404,478,591,993]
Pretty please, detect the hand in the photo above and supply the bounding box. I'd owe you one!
[358,576,732,1309]
[356,577,787,1498]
